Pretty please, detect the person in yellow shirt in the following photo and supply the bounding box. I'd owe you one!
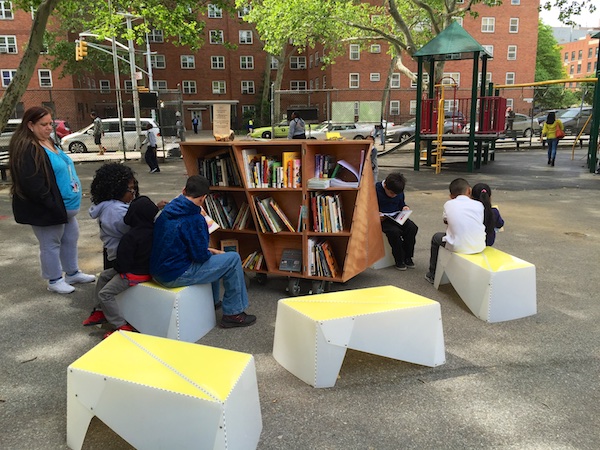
[541,111,564,167]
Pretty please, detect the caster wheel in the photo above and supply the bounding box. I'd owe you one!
[310,280,325,295]
[287,278,301,296]
[255,273,267,285]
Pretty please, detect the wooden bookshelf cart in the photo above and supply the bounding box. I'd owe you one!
[180,140,385,296]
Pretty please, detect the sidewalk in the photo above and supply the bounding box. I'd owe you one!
[0,147,599,449]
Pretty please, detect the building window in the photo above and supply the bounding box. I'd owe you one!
[349,44,360,60]
[349,73,360,88]
[38,69,52,87]
[212,80,226,94]
[152,80,167,91]
[150,54,166,69]
[578,49,582,60]
[442,72,460,86]
[270,58,278,70]
[571,51,575,60]
[564,52,569,62]
[576,63,581,73]
[182,80,197,94]
[314,52,319,66]
[588,47,593,58]
[391,73,400,88]
[323,75,326,89]
[210,30,224,44]
[507,45,517,60]
[0,35,17,53]
[410,73,429,88]
[208,4,223,18]
[506,98,514,109]
[99,80,110,93]
[315,77,319,90]
[1,69,16,87]
[240,56,254,69]
[505,72,515,85]
[481,17,495,33]
[370,44,381,53]
[309,80,314,90]
[290,80,307,91]
[242,105,256,115]
[390,101,400,116]
[238,6,251,18]
[181,55,195,69]
[454,17,463,26]
[124,80,133,92]
[509,18,519,33]
[241,81,255,94]
[290,56,307,69]
[211,56,225,69]
[0,1,13,19]
[409,100,417,115]
[478,72,493,87]
[483,45,494,57]
[309,54,313,68]
[569,65,574,74]
[511,0,520,4]
[370,73,380,82]
[147,29,163,43]
[587,62,592,72]
[239,30,253,44]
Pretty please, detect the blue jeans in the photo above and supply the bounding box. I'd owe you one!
[547,138,558,160]
[156,252,248,316]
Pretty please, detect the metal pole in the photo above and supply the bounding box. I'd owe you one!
[270,82,275,138]
[126,15,142,151]
[145,30,155,121]
[108,0,126,159]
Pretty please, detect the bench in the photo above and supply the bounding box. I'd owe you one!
[434,246,537,323]
[116,281,215,342]
[0,151,9,182]
[67,331,262,450]
[273,285,445,388]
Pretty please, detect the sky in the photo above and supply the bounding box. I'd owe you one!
[538,1,600,28]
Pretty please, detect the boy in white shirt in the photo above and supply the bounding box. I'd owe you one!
[425,178,485,283]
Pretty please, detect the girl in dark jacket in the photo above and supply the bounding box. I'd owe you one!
[9,106,95,294]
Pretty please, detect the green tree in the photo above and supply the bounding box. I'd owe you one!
[0,0,231,130]
[534,21,571,109]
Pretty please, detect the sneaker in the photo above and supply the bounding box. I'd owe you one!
[47,278,75,294]
[395,264,407,271]
[150,168,159,173]
[425,273,435,284]
[83,310,107,326]
[103,323,137,340]
[404,258,415,269]
[65,271,96,285]
[220,312,257,328]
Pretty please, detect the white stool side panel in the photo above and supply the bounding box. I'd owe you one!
[116,284,175,337]
[173,284,216,342]
[370,238,395,269]
[221,358,263,450]
[487,266,537,322]
[314,326,347,388]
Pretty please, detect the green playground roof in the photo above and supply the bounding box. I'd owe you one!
[413,21,491,60]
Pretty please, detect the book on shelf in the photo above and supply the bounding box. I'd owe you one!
[282,151,301,188]
[297,205,307,232]
[279,248,302,272]
[232,202,251,230]
[380,209,412,226]
[310,192,344,233]
[242,250,264,270]
[320,240,341,278]
[269,198,295,232]
[205,192,239,229]
[220,239,239,253]
[241,149,261,188]
[308,177,331,189]
[200,207,220,234]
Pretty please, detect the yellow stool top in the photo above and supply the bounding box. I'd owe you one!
[456,247,533,272]
[69,332,252,402]
[138,280,187,293]
[280,285,438,321]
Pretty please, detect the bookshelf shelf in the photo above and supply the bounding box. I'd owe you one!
[181,140,384,292]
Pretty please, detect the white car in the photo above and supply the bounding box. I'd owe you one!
[308,122,374,140]
[61,118,162,153]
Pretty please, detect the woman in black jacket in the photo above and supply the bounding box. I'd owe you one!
[9,106,95,294]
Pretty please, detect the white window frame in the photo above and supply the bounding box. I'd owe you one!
[181,55,195,69]
[238,6,251,18]
[241,80,255,95]
[349,73,360,89]
[410,100,417,115]
[0,35,17,53]
[483,45,494,57]
[349,44,360,60]
[290,56,307,70]
[309,79,314,90]
[152,80,168,91]
[509,18,519,33]
[505,72,515,85]
[210,30,224,44]
[124,80,133,92]
[322,75,326,89]
[507,45,517,60]
[182,80,197,94]
[150,54,166,69]
[1,69,16,87]
[211,56,225,70]
[370,73,380,82]
[454,17,464,26]
[147,29,163,43]
[240,55,254,70]
[314,52,319,66]
[315,77,319,90]
[511,0,520,4]
[506,98,514,109]
[239,30,253,44]
[370,44,381,53]
[390,100,400,116]
[481,17,495,33]
[38,69,52,87]
[242,105,256,116]
[0,1,13,19]
[208,4,223,18]
[410,73,429,88]
[99,79,110,93]
[442,72,460,86]
[290,80,307,91]
[270,57,279,70]
[391,73,400,88]
[309,54,313,68]
[212,80,226,94]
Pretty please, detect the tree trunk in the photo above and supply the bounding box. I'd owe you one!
[272,47,288,124]
[260,54,272,124]
[0,0,60,130]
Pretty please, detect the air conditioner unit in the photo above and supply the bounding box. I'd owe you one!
[298,64,306,69]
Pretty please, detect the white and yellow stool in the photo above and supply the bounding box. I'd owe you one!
[272,285,445,388]
[370,238,396,269]
[67,331,262,450]
[434,246,537,323]
[116,281,214,342]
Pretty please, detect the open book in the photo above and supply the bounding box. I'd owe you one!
[380,209,412,226]
[330,159,362,188]
[201,207,220,234]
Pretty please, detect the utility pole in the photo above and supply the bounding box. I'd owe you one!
[125,14,143,150]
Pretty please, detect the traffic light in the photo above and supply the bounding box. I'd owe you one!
[75,40,88,61]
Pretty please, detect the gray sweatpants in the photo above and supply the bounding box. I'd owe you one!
[93,268,130,327]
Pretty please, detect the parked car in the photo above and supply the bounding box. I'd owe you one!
[308,122,373,140]
[556,107,594,136]
[249,121,289,139]
[534,109,566,127]
[463,113,540,137]
[386,116,464,143]
[0,119,22,151]
[53,120,71,139]
[61,118,162,153]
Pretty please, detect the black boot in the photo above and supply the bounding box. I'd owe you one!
[548,159,551,165]
[551,159,555,166]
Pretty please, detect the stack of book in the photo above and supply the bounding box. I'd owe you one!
[241,149,301,188]
[231,202,252,230]
[310,192,344,232]
[198,152,242,187]
[204,193,239,229]
[242,251,264,270]
[314,153,335,178]
[253,196,295,233]
[307,239,341,278]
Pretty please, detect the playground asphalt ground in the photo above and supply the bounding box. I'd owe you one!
[0,133,599,449]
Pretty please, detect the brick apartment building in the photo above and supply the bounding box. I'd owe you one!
[559,31,599,88]
[1,1,539,132]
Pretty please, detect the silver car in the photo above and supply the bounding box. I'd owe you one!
[307,122,373,140]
